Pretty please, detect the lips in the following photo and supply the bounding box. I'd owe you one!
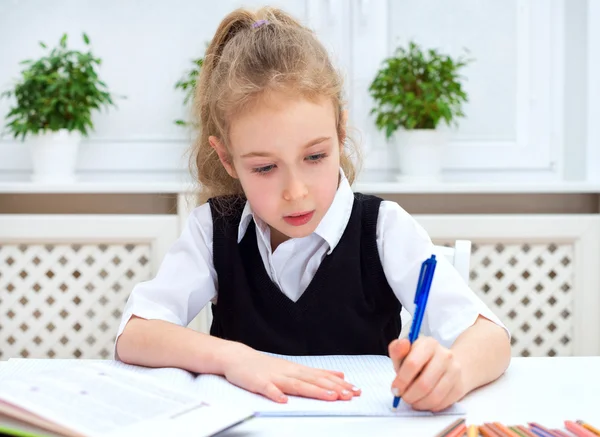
[283,210,315,226]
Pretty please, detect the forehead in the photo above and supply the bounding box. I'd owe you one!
[228,92,337,153]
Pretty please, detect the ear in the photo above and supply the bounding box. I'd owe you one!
[209,136,238,179]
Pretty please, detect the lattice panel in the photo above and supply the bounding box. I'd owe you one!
[0,243,152,360]
[436,240,575,357]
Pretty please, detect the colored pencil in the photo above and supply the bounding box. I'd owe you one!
[551,430,573,437]
[565,421,599,437]
[510,427,531,437]
[578,421,600,437]
[528,428,551,437]
[435,418,466,437]
[493,422,521,437]
[446,424,468,437]
[485,422,514,437]
[528,423,564,437]
[516,425,541,437]
[480,425,502,437]
[467,425,479,437]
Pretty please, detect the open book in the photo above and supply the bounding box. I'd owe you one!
[0,361,254,437]
[0,354,464,429]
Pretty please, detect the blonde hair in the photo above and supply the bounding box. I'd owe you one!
[190,6,360,203]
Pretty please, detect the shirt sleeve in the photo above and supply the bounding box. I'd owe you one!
[114,203,218,358]
[376,200,510,348]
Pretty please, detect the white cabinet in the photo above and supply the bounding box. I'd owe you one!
[0,215,178,360]
[421,214,600,357]
[340,0,565,177]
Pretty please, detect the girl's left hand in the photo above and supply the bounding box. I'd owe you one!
[388,337,467,412]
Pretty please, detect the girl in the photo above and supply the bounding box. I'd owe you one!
[116,6,511,412]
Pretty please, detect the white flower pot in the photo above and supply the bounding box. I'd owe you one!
[28,129,81,183]
[395,129,447,182]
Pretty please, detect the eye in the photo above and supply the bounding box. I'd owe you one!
[306,153,327,163]
[252,164,276,174]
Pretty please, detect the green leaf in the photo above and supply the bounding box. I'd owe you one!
[368,39,473,134]
[83,33,90,45]
[1,32,124,139]
[39,41,47,49]
[174,53,206,127]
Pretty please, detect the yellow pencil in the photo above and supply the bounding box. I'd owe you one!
[467,425,479,437]
[578,420,600,436]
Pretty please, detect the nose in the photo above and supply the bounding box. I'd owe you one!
[282,171,308,201]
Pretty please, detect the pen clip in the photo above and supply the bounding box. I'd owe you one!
[414,261,428,305]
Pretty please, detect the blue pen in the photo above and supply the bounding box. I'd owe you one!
[392,254,437,409]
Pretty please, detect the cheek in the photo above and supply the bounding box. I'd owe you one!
[238,174,279,216]
[311,156,340,201]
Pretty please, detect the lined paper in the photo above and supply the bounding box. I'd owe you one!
[194,354,466,417]
[2,355,465,418]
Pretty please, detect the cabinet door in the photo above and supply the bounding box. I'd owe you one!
[0,215,178,360]
[349,0,564,178]
[416,214,600,357]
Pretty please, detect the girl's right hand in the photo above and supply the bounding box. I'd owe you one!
[222,343,361,403]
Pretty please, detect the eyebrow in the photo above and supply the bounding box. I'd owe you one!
[240,136,331,158]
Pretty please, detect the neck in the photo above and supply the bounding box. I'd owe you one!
[269,226,290,252]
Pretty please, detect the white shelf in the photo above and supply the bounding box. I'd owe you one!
[0,178,599,194]
[354,181,600,194]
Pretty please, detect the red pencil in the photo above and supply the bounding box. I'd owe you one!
[446,424,468,437]
[565,421,599,437]
[435,419,466,437]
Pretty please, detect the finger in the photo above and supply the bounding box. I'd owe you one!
[278,376,341,401]
[258,381,288,403]
[322,374,361,398]
[393,337,436,395]
[388,338,411,372]
[294,372,357,400]
[297,368,360,397]
[414,371,458,412]
[323,369,345,379]
[401,347,451,405]
[430,383,462,412]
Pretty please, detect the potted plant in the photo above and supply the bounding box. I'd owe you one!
[369,41,472,181]
[1,33,119,183]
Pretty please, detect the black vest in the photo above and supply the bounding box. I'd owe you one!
[208,193,402,356]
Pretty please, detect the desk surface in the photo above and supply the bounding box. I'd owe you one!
[1,357,598,437]
[219,356,600,437]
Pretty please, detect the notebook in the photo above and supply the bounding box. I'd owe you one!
[0,361,255,437]
[0,354,465,421]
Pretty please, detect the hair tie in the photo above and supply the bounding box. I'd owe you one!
[252,19,269,29]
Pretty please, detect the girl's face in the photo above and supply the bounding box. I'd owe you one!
[210,92,343,248]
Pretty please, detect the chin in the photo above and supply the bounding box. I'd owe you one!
[284,227,315,239]
[280,222,318,239]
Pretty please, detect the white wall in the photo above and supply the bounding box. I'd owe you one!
[0,0,596,183]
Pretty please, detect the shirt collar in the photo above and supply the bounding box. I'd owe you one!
[237,168,355,254]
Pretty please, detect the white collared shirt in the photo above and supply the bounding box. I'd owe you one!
[116,171,508,353]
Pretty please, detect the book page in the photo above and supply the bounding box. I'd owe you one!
[2,359,198,393]
[193,354,466,417]
[0,362,205,436]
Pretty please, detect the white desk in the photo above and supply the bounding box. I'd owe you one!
[218,357,600,437]
[1,357,598,437]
